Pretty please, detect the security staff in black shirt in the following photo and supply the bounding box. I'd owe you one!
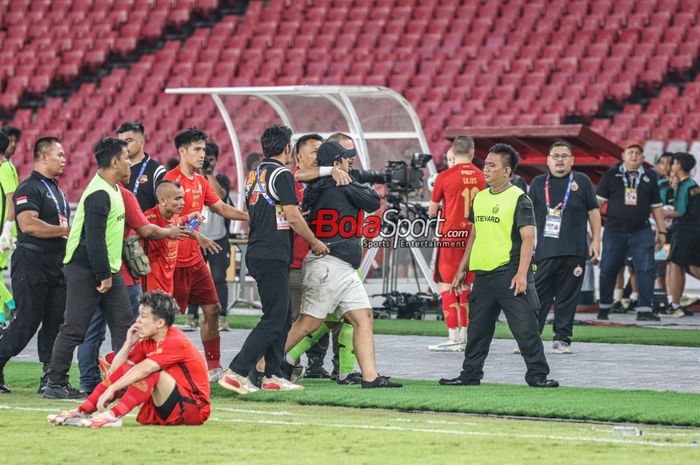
[596,142,667,321]
[440,143,558,388]
[116,121,166,211]
[219,125,329,394]
[529,140,601,354]
[0,137,71,394]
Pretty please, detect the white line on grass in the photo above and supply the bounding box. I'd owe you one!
[3,405,697,447]
[208,416,698,448]
[215,407,294,416]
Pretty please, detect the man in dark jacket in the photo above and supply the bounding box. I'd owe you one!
[283,140,401,389]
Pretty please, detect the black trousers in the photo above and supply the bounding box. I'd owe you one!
[48,262,132,385]
[0,247,66,368]
[460,269,550,384]
[534,256,586,344]
[230,256,291,378]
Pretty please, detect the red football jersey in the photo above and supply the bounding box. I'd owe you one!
[163,167,219,267]
[128,326,210,420]
[291,167,309,269]
[119,185,150,286]
[143,206,180,294]
[431,162,486,237]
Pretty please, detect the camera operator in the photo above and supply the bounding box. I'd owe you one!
[285,140,401,388]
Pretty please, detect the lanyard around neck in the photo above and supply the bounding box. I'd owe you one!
[545,172,574,211]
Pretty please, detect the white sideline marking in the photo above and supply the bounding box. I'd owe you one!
[208,417,698,448]
[215,407,293,416]
[392,417,479,426]
[3,405,697,447]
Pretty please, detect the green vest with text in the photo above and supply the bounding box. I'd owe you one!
[469,186,524,272]
[64,174,125,273]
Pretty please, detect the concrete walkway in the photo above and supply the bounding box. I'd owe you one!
[10,327,700,393]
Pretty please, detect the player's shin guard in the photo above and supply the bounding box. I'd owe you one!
[202,336,221,370]
[79,364,131,414]
[287,324,330,362]
[337,323,356,376]
[111,371,160,418]
[440,291,459,329]
[458,289,470,328]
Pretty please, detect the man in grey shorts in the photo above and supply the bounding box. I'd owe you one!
[283,140,402,389]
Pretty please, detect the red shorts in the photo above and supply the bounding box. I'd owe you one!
[433,243,474,285]
[136,387,210,426]
[172,259,219,313]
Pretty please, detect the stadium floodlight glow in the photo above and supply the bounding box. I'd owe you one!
[165,86,434,224]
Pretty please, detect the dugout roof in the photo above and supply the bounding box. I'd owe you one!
[165,86,435,212]
[443,125,624,183]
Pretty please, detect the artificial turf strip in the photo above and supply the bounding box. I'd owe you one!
[186,314,700,347]
[4,363,700,427]
[222,379,700,427]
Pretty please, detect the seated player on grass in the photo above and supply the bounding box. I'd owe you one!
[47,291,210,428]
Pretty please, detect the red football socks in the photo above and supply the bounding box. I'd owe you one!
[111,371,160,418]
[458,289,471,327]
[202,336,222,370]
[78,363,131,414]
[440,291,459,329]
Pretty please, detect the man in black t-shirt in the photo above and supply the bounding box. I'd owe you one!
[116,121,166,211]
[0,137,70,394]
[529,141,601,354]
[219,125,328,395]
[596,142,668,321]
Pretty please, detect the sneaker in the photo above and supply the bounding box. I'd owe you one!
[458,327,468,343]
[218,315,230,332]
[361,375,403,388]
[218,369,259,395]
[48,409,87,426]
[43,383,87,400]
[81,411,122,428]
[37,363,50,394]
[597,309,609,320]
[659,308,686,318]
[208,367,224,382]
[304,366,331,379]
[261,375,305,391]
[552,341,573,354]
[610,299,627,314]
[0,378,9,393]
[291,363,304,384]
[428,340,464,352]
[336,372,362,385]
[636,311,661,322]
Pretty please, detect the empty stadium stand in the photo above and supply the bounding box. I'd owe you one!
[1,0,699,198]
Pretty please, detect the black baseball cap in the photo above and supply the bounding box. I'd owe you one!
[316,140,356,166]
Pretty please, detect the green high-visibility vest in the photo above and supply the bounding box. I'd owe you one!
[469,185,525,272]
[64,174,125,273]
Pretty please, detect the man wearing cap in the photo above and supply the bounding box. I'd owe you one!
[280,140,401,388]
[596,142,668,321]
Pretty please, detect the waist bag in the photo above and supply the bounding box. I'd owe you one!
[123,235,151,278]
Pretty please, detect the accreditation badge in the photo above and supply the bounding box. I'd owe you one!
[275,204,290,230]
[624,188,638,206]
[543,208,562,238]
